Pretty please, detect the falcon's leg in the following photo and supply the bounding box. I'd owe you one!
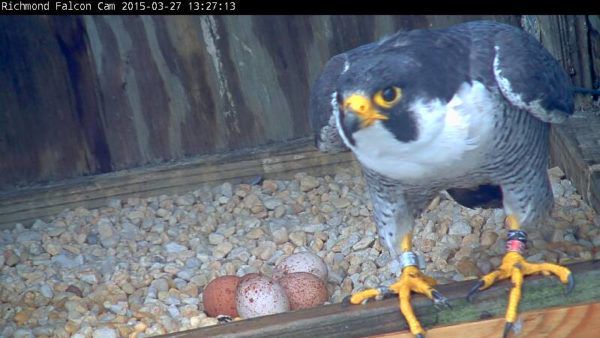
[467,215,573,337]
[348,232,449,338]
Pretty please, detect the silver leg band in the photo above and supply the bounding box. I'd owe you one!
[400,251,419,270]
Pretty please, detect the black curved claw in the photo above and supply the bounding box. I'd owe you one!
[416,333,425,338]
[217,315,233,324]
[466,280,484,302]
[341,295,352,307]
[565,273,575,295]
[503,322,513,338]
[376,286,394,301]
[380,291,397,300]
[431,289,452,310]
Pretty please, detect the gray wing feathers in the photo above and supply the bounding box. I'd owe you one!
[308,53,348,153]
[492,28,574,124]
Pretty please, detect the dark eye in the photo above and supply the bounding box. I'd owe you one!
[373,86,402,108]
[382,87,397,102]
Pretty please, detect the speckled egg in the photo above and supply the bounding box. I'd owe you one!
[274,252,328,281]
[278,272,329,310]
[235,274,290,318]
[238,272,260,284]
[202,275,240,317]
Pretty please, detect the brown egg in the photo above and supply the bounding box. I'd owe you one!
[278,272,328,310]
[202,275,240,317]
[274,252,328,281]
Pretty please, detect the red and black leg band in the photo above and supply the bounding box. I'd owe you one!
[506,230,527,253]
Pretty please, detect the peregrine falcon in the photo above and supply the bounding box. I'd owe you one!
[309,20,574,337]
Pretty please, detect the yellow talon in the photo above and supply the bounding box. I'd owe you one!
[347,233,448,337]
[469,215,574,337]
[477,250,573,323]
[349,265,441,336]
[505,264,523,324]
[394,266,436,336]
[390,266,436,296]
[520,260,573,284]
[349,289,382,304]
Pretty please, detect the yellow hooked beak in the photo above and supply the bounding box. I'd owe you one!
[343,94,389,127]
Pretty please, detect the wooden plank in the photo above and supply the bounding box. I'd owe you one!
[372,302,600,338]
[160,261,600,338]
[0,143,347,210]
[2,15,516,188]
[550,110,600,214]
[525,15,600,213]
[589,16,600,90]
[0,138,322,206]
[536,16,594,90]
[0,138,357,230]
[0,17,96,189]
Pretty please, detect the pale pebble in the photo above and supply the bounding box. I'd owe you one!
[164,242,187,253]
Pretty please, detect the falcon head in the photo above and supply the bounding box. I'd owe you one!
[308,25,477,160]
[311,35,487,180]
[335,53,423,147]
[331,47,472,163]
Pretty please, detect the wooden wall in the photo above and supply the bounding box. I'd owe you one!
[522,16,599,97]
[5,15,594,190]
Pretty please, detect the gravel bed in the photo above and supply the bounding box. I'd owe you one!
[1,166,599,337]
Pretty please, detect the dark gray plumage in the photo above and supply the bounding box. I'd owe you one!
[308,20,573,256]
[309,54,348,152]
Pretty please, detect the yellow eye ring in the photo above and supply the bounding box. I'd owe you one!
[373,86,402,108]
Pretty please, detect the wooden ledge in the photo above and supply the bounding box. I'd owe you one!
[550,111,600,214]
[0,137,356,230]
[161,260,600,338]
[375,302,600,338]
